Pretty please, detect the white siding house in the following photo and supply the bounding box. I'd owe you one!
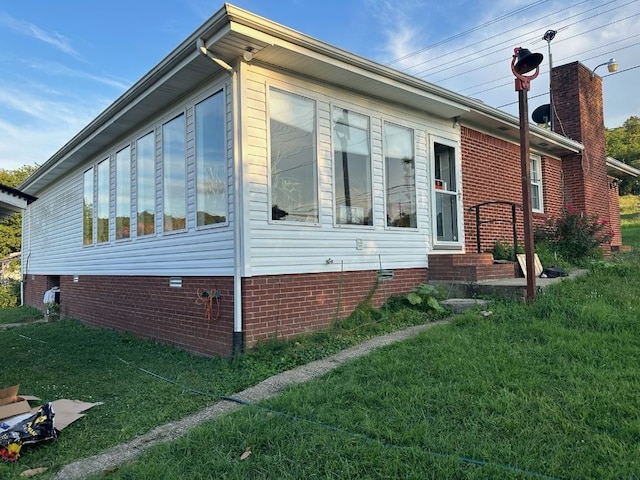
[19,4,597,357]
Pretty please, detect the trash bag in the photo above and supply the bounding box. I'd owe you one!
[541,265,568,278]
[0,403,56,462]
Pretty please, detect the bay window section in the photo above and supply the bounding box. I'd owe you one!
[269,88,318,222]
[115,146,131,240]
[333,108,372,226]
[97,158,110,243]
[163,114,186,232]
[196,92,227,226]
[136,132,155,237]
[384,123,416,228]
[83,168,94,245]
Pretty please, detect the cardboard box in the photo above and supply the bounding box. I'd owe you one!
[0,385,40,421]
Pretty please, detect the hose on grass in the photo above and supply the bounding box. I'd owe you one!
[120,357,562,480]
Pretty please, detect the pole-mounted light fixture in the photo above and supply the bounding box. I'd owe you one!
[511,46,543,303]
[590,58,618,80]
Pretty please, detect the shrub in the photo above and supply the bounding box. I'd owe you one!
[0,280,20,308]
[535,205,614,265]
[406,284,445,314]
[490,239,523,261]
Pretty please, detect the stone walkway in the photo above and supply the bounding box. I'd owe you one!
[53,320,450,479]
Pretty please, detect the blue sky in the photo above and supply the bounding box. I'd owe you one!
[1,0,638,170]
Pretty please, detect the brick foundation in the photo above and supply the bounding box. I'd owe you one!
[24,267,427,357]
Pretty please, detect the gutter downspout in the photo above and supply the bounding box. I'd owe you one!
[196,38,243,358]
[231,61,244,359]
[20,207,31,306]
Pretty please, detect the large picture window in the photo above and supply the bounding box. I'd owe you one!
[162,114,186,232]
[97,158,110,243]
[269,88,318,222]
[333,107,372,226]
[115,146,131,240]
[136,132,155,237]
[83,168,94,245]
[384,122,416,228]
[196,92,227,226]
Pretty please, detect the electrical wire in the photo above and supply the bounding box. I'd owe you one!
[115,357,563,480]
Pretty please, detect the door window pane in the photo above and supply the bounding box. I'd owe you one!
[196,92,227,226]
[434,143,459,242]
[384,123,416,228]
[333,108,372,225]
[270,88,318,222]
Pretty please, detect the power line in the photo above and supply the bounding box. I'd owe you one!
[386,0,552,66]
[421,0,639,82]
[401,0,596,74]
[493,65,640,109]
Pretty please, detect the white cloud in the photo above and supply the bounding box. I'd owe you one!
[0,12,78,57]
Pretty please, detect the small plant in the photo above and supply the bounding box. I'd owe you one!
[490,240,523,261]
[45,302,61,321]
[406,284,445,313]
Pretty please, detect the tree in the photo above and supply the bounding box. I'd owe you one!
[0,165,37,257]
[606,116,640,195]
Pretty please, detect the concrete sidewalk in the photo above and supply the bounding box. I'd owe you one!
[54,319,450,479]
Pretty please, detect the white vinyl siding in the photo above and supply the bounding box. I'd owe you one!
[242,65,459,276]
[23,79,235,277]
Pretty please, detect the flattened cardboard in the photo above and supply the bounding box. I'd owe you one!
[0,385,40,421]
[49,399,103,431]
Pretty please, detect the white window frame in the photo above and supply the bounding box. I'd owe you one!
[531,155,544,213]
[430,136,463,250]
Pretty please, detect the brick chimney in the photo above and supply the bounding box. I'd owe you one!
[551,61,609,222]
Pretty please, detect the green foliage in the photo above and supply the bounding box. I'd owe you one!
[535,205,613,265]
[406,284,445,313]
[0,165,37,257]
[0,281,20,308]
[605,116,640,194]
[489,239,523,261]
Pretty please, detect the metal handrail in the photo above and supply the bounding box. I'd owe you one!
[468,201,520,260]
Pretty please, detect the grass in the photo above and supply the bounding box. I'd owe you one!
[2,197,639,478]
[90,260,640,479]
[0,305,43,325]
[0,299,439,478]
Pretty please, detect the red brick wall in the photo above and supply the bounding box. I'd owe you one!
[242,268,427,347]
[24,268,427,356]
[552,62,610,223]
[461,127,563,253]
[25,275,235,357]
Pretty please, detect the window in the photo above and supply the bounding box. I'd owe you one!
[196,92,227,226]
[162,114,186,232]
[333,107,372,225]
[269,88,318,222]
[136,132,155,236]
[434,142,459,242]
[115,146,131,240]
[97,158,110,243]
[531,156,543,212]
[384,122,416,228]
[83,168,94,245]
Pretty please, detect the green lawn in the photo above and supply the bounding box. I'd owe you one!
[2,198,639,478]
[90,256,640,479]
[0,305,43,325]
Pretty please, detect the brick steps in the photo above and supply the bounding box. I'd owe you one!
[428,253,518,281]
